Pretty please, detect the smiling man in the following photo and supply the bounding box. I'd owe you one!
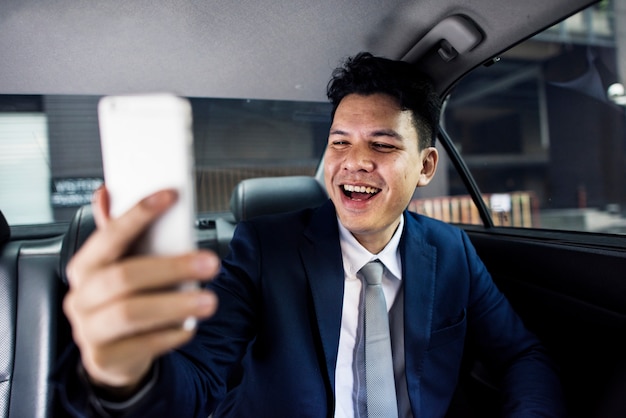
[57,52,565,417]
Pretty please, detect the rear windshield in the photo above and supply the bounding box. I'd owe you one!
[0,96,331,226]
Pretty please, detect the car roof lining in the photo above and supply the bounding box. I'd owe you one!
[0,0,598,101]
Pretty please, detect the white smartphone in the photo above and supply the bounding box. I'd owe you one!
[98,94,197,257]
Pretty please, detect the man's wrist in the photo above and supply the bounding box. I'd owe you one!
[77,361,159,414]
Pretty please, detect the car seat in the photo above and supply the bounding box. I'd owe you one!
[229,175,327,222]
[0,209,70,418]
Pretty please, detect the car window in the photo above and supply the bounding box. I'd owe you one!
[0,96,331,226]
[408,144,486,225]
[441,1,625,234]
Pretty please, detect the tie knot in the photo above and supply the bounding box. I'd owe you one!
[360,260,384,285]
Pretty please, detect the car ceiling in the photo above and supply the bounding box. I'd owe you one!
[0,0,597,102]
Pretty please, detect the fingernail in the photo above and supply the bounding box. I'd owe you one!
[182,316,197,331]
[143,190,176,209]
[193,253,219,275]
[197,292,216,307]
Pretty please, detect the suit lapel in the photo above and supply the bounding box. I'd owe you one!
[299,201,345,394]
[400,212,437,412]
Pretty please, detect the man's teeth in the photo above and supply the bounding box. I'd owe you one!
[343,184,379,194]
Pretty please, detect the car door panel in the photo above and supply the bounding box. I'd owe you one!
[466,229,626,417]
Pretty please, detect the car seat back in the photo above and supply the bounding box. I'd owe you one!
[0,208,69,418]
[229,175,327,222]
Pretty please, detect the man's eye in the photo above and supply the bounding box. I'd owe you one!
[373,143,395,151]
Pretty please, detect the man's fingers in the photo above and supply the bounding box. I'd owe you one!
[76,288,218,345]
[91,186,111,229]
[70,251,220,312]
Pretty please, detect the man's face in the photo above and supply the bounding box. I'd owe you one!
[324,93,437,253]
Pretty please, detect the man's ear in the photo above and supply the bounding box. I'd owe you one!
[417,147,438,187]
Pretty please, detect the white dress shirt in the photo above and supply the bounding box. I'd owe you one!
[334,215,404,418]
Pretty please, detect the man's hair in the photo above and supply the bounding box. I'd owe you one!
[327,52,442,149]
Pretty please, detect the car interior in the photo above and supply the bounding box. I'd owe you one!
[2,0,626,417]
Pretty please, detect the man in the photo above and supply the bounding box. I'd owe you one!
[57,52,565,417]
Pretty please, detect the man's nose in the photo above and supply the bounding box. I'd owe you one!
[342,145,374,172]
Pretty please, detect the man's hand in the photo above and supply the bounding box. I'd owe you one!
[63,188,220,396]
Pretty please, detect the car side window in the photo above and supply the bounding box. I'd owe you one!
[439,2,625,234]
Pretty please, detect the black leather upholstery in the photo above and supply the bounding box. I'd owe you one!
[0,211,18,417]
[0,210,9,247]
[11,237,68,418]
[229,176,328,222]
[60,205,96,285]
[0,206,91,418]
[0,232,68,418]
[0,238,17,418]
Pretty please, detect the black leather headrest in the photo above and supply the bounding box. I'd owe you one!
[0,210,9,247]
[60,205,96,284]
[230,176,327,222]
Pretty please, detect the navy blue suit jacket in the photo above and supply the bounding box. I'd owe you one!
[57,200,565,417]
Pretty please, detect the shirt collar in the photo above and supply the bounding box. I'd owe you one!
[337,214,404,281]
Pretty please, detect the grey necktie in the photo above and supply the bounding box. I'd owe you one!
[360,260,399,418]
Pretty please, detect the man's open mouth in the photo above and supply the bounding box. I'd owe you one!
[341,184,381,200]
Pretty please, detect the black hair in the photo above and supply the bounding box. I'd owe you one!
[327,52,442,149]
